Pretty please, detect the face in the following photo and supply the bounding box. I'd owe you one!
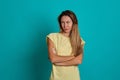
[60,15,73,33]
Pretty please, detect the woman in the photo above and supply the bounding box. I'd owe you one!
[46,10,85,80]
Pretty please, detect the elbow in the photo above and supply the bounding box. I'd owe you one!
[76,59,82,64]
[51,59,56,64]
[48,54,57,63]
[49,57,56,63]
[79,60,82,64]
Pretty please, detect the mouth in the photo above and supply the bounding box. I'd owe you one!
[65,29,69,30]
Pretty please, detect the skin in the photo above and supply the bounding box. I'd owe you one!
[60,15,73,37]
[47,15,83,66]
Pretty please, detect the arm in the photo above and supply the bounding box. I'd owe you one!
[47,38,75,63]
[54,44,85,66]
[54,53,83,66]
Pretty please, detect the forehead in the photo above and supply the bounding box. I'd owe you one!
[61,15,72,21]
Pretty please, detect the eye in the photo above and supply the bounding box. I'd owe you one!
[66,21,70,23]
[61,21,64,24]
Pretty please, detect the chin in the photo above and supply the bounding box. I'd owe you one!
[65,31,71,33]
[66,30,71,33]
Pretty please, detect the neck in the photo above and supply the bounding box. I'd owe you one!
[60,32,70,37]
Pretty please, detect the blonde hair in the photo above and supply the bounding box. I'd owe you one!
[58,10,83,56]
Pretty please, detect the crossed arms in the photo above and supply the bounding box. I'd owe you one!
[47,38,84,66]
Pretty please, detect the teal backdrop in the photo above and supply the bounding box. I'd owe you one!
[0,0,120,80]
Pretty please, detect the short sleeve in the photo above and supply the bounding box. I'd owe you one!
[81,37,85,46]
[46,33,56,45]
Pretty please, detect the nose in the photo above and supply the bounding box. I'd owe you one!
[64,23,67,28]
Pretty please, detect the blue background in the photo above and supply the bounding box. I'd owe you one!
[0,0,120,80]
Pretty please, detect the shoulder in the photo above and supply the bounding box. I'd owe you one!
[46,33,58,41]
[46,33,58,38]
[80,37,85,45]
[46,32,59,42]
[47,33,58,36]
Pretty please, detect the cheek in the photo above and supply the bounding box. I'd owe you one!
[70,26,73,31]
[61,24,64,27]
[69,24,73,29]
[61,24,64,29]
[61,23,64,27]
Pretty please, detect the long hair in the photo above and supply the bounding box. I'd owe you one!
[58,10,83,56]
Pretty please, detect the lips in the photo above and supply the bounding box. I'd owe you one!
[65,29,69,30]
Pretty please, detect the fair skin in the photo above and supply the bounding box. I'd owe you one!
[47,15,83,66]
[60,15,73,37]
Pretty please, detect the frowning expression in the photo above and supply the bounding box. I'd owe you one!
[60,15,73,33]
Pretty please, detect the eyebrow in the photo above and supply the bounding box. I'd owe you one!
[61,20,71,22]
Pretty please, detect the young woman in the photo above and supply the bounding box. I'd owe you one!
[46,10,85,80]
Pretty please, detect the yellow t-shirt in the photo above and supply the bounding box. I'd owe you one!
[46,33,85,80]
